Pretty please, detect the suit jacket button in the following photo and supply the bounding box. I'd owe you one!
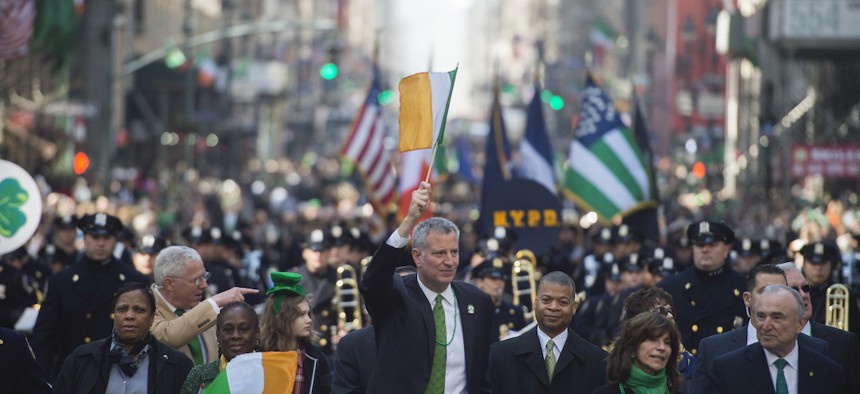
[691,324,698,332]
[85,313,91,319]
[690,300,696,306]
[84,337,91,343]
[716,326,723,333]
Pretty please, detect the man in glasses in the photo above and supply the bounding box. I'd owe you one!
[690,264,827,393]
[150,245,258,365]
[31,213,151,381]
[777,261,860,394]
[657,220,748,356]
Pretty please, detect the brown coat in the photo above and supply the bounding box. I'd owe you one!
[151,284,219,364]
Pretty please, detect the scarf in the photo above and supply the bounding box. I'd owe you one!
[108,331,154,377]
[624,364,668,394]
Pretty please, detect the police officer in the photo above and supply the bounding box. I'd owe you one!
[800,240,860,335]
[731,237,761,275]
[473,259,527,343]
[656,220,747,355]
[132,234,169,278]
[581,227,614,296]
[182,226,232,294]
[612,224,644,260]
[292,228,337,354]
[40,214,79,273]
[30,213,150,381]
[0,247,42,329]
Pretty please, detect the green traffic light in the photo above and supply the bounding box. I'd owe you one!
[540,89,553,103]
[549,95,565,111]
[320,63,338,80]
[378,90,394,106]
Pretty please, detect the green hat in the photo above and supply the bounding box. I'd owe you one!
[267,272,305,314]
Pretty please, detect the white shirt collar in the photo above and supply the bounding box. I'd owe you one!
[800,321,812,336]
[747,323,759,345]
[537,326,568,358]
[764,340,799,370]
[416,276,454,307]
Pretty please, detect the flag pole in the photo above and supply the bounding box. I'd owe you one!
[423,63,458,183]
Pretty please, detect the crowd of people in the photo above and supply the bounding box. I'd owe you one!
[2,167,860,393]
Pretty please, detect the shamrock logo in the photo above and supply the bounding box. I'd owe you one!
[0,178,29,238]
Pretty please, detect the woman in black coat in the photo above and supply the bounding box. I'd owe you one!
[55,282,193,394]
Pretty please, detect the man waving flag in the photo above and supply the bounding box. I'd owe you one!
[562,75,654,222]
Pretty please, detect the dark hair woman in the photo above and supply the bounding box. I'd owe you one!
[181,301,260,393]
[622,286,696,382]
[593,312,682,394]
[54,282,193,393]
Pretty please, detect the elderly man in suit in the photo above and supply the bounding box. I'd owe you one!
[150,245,257,365]
[691,264,827,393]
[777,262,860,394]
[359,181,494,394]
[488,271,607,394]
[707,285,845,393]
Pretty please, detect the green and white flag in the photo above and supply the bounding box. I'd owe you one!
[562,76,654,222]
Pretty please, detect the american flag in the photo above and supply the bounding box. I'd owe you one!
[341,70,397,221]
[0,0,35,60]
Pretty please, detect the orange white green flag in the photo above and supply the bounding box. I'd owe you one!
[398,67,458,153]
[203,351,298,393]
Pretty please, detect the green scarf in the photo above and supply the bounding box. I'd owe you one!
[624,364,667,394]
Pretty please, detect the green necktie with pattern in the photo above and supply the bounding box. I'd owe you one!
[774,358,788,394]
[425,294,446,394]
[546,339,557,378]
[176,308,204,365]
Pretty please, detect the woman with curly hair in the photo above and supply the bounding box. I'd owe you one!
[593,312,682,394]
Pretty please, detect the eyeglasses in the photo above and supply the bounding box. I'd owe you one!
[651,305,674,317]
[791,284,811,294]
[172,271,211,286]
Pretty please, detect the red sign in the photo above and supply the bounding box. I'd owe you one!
[791,144,860,179]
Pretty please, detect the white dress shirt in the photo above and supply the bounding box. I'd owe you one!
[763,341,799,394]
[536,326,568,360]
[388,230,468,394]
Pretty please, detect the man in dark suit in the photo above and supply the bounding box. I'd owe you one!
[657,220,748,355]
[0,327,52,393]
[778,262,860,394]
[30,213,150,381]
[332,326,376,394]
[359,181,494,394]
[488,271,608,394]
[691,264,827,393]
[707,285,845,393]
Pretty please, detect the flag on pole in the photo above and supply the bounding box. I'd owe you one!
[398,67,458,152]
[562,75,654,222]
[203,351,298,393]
[0,0,35,60]
[518,83,557,194]
[397,67,458,220]
[341,69,397,218]
[589,17,616,68]
[481,84,512,211]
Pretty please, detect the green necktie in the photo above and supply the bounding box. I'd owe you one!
[545,339,557,378]
[425,294,446,394]
[774,358,788,394]
[176,308,204,365]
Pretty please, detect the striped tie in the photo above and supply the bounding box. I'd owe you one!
[176,308,204,365]
[425,294,446,394]
[545,339,556,378]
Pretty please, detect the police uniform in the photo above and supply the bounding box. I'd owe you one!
[473,260,527,343]
[801,241,860,335]
[656,220,747,355]
[29,213,150,380]
[0,247,41,329]
[182,226,232,295]
[40,215,80,271]
[292,229,337,354]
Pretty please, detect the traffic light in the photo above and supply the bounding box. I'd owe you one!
[692,161,706,179]
[320,63,338,80]
[73,152,90,175]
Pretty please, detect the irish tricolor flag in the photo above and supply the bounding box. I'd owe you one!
[398,68,458,152]
[203,351,298,393]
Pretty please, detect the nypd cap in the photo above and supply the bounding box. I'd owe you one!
[78,213,123,236]
[687,220,734,245]
[799,241,840,265]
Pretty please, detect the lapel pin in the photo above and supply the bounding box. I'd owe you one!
[468,305,475,314]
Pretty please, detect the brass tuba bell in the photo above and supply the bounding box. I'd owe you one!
[825,283,850,331]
